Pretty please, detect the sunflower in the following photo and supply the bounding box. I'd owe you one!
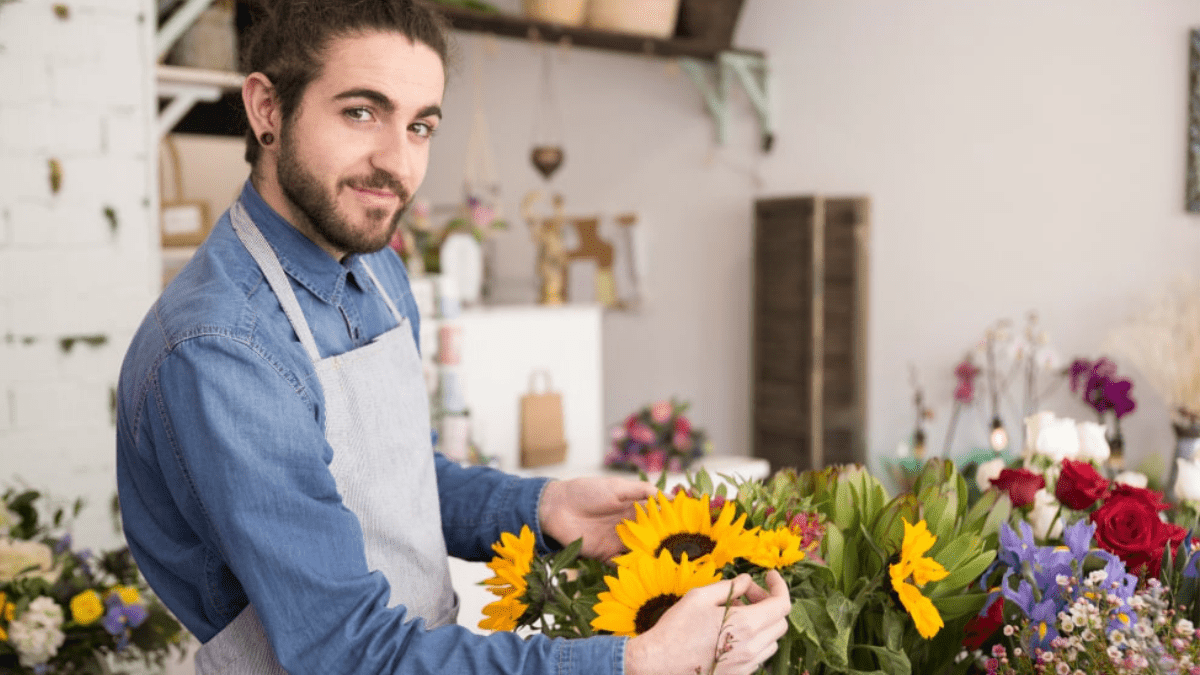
[613,491,758,570]
[747,527,806,569]
[888,519,949,639]
[591,549,722,636]
[482,525,536,600]
[479,595,528,632]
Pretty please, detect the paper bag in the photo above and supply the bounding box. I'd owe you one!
[520,371,567,468]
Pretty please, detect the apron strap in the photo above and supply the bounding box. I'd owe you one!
[229,201,323,363]
[358,260,406,326]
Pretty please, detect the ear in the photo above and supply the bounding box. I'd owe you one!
[243,72,280,147]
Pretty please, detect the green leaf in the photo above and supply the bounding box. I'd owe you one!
[824,524,846,587]
[832,478,858,532]
[550,538,583,576]
[851,644,913,675]
[980,493,1013,539]
[921,486,957,549]
[932,547,994,596]
[931,591,988,620]
[961,488,1000,531]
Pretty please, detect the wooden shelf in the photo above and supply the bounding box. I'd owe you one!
[419,2,760,61]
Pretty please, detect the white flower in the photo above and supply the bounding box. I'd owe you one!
[976,457,1007,493]
[1114,471,1149,489]
[1175,457,1200,502]
[1029,489,1064,539]
[1026,412,1080,462]
[8,596,65,668]
[1076,421,1111,463]
[1177,618,1195,635]
[0,539,58,583]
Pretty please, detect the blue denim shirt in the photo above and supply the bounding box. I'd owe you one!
[116,181,626,675]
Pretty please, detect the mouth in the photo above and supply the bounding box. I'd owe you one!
[348,186,401,206]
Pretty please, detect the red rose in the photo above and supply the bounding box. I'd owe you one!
[962,597,1004,651]
[1055,458,1110,510]
[990,468,1045,508]
[1090,484,1187,576]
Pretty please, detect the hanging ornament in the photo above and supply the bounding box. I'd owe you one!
[530,48,565,180]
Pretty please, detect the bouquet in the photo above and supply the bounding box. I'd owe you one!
[0,488,187,674]
[479,461,1003,674]
[604,399,709,473]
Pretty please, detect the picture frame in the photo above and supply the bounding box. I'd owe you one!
[1187,28,1200,212]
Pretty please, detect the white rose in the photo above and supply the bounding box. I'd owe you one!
[1076,421,1112,463]
[1027,413,1080,462]
[0,539,58,583]
[976,457,1007,493]
[1114,471,1149,489]
[1175,458,1200,502]
[1028,489,1063,539]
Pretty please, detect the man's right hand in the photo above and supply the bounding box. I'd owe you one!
[624,569,791,675]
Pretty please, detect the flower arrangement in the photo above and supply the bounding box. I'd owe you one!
[480,461,1001,674]
[0,488,187,674]
[604,399,709,473]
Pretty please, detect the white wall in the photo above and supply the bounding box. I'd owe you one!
[0,0,157,550]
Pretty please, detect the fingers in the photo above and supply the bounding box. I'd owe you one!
[691,573,756,606]
[605,477,658,503]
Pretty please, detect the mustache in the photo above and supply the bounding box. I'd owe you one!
[342,171,409,203]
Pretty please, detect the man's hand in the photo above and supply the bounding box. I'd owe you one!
[625,570,791,675]
[539,477,657,560]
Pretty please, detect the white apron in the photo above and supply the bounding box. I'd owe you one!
[194,201,457,674]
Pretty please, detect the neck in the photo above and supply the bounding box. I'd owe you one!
[250,162,347,262]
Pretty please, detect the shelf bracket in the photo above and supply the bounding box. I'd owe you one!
[156,0,216,61]
[679,51,774,152]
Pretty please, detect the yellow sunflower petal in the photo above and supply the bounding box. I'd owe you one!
[479,596,527,632]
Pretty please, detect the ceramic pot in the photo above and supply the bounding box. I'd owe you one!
[522,0,588,26]
[587,0,681,39]
[1166,423,1200,502]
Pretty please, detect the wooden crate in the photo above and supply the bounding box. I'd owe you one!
[675,0,745,49]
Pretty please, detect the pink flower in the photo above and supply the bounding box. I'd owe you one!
[673,415,691,437]
[610,426,628,441]
[672,432,693,451]
[645,449,666,472]
[954,359,981,403]
[469,202,495,229]
[629,422,656,445]
[650,401,672,424]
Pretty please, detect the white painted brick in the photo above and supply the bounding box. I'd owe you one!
[0,298,8,337]
[0,204,10,246]
[104,107,151,158]
[9,294,58,336]
[0,1,61,62]
[0,103,104,155]
[0,155,55,204]
[0,57,52,105]
[0,386,11,433]
[49,13,146,108]
[56,156,149,204]
[12,380,86,430]
[0,249,59,299]
[9,200,95,247]
[0,339,57,381]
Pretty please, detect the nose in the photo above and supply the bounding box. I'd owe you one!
[371,122,423,195]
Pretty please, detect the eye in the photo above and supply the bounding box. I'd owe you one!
[410,121,437,139]
[344,107,373,122]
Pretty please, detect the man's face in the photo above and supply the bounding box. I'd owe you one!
[274,32,444,259]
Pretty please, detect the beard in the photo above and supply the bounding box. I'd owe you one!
[276,123,410,256]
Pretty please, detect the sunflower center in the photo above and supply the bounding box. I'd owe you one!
[634,594,681,634]
[656,533,716,563]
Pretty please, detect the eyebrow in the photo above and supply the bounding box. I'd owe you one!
[333,88,442,119]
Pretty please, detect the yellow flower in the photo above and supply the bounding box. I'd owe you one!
[889,519,949,639]
[109,585,141,606]
[479,595,528,632]
[0,591,12,641]
[747,527,806,569]
[482,525,535,602]
[613,491,758,570]
[71,589,104,625]
[591,549,722,636]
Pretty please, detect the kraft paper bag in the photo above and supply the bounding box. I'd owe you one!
[520,371,567,468]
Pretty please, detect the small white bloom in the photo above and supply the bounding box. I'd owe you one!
[1027,412,1081,462]
[1029,489,1064,539]
[1076,421,1111,463]
[1114,471,1149,489]
[1106,645,1122,660]
[8,596,65,669]
[1088,569,1109,586]
[1056,574,1070,587]
[1178,619,1196,635]
[1175,457,1200,502]
[976,457,1007,493]
[0,539,58,583]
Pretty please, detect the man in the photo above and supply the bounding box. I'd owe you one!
[116,1,790,673]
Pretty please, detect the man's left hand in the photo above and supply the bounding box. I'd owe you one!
[539,477,657,561]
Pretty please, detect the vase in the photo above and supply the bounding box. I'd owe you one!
[1166,423,1200,502]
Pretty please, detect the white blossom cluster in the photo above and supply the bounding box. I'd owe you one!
[7,595,66,669]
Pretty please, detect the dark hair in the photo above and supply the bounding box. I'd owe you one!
[240,0,452,166]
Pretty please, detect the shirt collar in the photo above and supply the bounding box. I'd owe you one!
[237,179,355,303]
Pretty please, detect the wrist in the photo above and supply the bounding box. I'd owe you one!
[538,479,564,546]
[624,635,650,675]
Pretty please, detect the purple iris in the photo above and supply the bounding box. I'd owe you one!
[101,593,148,651]
[1004,580,1060,652]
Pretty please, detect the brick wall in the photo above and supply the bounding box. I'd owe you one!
[0,0,157,551]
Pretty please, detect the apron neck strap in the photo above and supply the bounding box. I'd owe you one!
[229,200,323,362]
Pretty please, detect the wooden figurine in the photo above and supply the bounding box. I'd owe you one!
[564,217,618,308]
[521,191,568,305]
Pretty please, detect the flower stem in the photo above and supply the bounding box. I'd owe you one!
[771,632,793,675]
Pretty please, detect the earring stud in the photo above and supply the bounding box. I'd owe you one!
[260,131,275,146]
